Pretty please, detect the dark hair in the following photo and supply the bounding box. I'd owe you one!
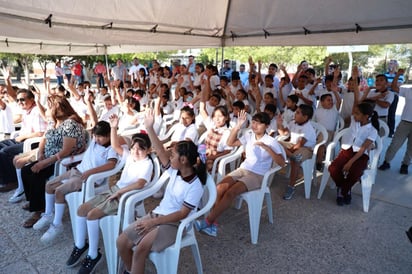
[220,76,228,83]
[298,104,314,120]
[180,106,196,124]
[298,74,308,80]
[252,112,271,125]
[135,89,146,98]
[127,97,140,112]
[195,63,204,72]
[104,95,112,102]
[139,67,146,77]
[212,105,230,127]
[264,92,274,99]
[92,121,111,137]
[236,89,248,100]
[287,94,299,104]
[210,92,222,102]
[17,89,34,100]
[269,63,278,70]
[320,93,332,101]
[375,74,388,82]
[232,100,245,110]
[348,76,361,83]
[357,102,379,131]
[305,68,316,76]
[175,141,207,184]
[265,74,274,81]
[264,103,277,114]
[324,75,334,82]
[131,133,151,150]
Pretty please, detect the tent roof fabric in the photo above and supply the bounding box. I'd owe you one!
[0,0,412,55]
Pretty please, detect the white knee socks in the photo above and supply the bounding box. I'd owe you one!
[86,219,100,259]
[44,193,55,215]
[53,203,65,226]
[75,216,87,249]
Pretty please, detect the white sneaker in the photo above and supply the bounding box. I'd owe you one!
[8,190,25,203]
[152,189,164,199]
[40,224,63,244]
[32,214,53,230]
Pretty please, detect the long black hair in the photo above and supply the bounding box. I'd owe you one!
[175,141,207,185]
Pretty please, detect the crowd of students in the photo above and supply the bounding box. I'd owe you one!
[0,55,410,273]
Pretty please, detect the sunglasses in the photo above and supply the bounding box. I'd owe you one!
[16,98,26,103]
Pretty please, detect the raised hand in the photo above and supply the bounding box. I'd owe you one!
[108,114,119,128]
[144,109,155,129]
[236,110,247,127]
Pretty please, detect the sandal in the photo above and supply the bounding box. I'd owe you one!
[23,212,42,228]
[22,202,30,211]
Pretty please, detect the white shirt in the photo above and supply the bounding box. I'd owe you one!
[314,107,339,131]
[290,88,314,107]
[20,105,47,136]
[239,132,286,175]
[171,123,199,144]
[0,104,14,134]
[398,87,412,122]
[366,89,394,117]
[116,152,153,189]
[287,120,317,148]
[77,140,119,184]
[153,168,204,217]
[342,117,378,153]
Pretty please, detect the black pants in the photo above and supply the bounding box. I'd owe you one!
[0,139,23,184]
[22,162,55,212]
[388,93,399,136]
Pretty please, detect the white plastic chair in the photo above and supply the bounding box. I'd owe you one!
[301,121,328,199]
[99,153,161,274]
[317,128,383,212]
[217,145,285,244]
[148,174,217,274]
[65,148,128,241]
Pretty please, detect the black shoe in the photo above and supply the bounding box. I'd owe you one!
[66,243,89,268]
[344,194,352,205]
[378,161,390,171]
[316,163,323,172]
[400,164,408,175]
[78,252,102,274]
[336,196,344,206]
[0,182,17,192]
[406,227,412,243]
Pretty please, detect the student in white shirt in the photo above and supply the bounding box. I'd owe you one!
[195,111,286,237]
[117,110,206,274]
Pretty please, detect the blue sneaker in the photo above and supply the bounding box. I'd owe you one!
[195,219,217,237]
[283,186,296,200]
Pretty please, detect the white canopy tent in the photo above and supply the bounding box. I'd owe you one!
[0,0,412,55]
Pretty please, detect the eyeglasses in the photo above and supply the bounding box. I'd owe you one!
[16,98,26,103]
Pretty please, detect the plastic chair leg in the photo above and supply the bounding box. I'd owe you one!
[302,159,314,199]
[264,192,273,224]
[245,194,264,244]
[317,167,331,199]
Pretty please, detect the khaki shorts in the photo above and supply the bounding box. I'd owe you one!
[123,212,183,252]
[85,185,120,216]
[279,141,313,163]
[225,168,264,191]
[46,167,83,195]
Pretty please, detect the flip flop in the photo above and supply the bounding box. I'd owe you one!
[23,212,42,228]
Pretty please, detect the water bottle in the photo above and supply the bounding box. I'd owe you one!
[198,144,207,163]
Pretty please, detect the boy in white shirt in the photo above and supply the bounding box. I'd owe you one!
[313,94,339,170]
[277,104,317,200]
[289,75,315,107]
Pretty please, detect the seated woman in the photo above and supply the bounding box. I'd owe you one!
[195,111,286,236]
[21,95,86,228]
